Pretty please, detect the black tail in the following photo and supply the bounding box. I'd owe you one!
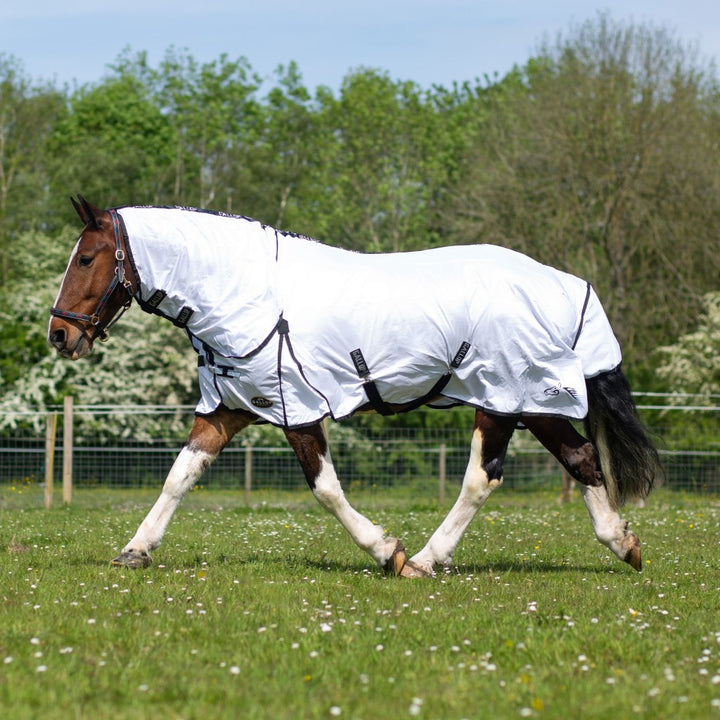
[585,366,661,509]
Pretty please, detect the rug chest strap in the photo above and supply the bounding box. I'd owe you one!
[139,287,194,328]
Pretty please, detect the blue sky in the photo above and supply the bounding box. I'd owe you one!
[1,1,718,92]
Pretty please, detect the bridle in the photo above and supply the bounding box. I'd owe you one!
[50,209,135,342]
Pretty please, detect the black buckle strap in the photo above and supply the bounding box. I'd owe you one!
[350,341,471,416]
[147,289,167,308]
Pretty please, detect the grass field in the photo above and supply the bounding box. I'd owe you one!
[1,484,718,719]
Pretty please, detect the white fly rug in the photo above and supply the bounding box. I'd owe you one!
[118,206,622,428]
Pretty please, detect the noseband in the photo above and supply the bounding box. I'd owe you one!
[50,209,135,342]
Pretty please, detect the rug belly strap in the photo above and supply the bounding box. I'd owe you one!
[350,344,467,416]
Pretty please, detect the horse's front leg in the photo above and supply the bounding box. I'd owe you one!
[112,407,256,568]
[523,416,642,571]
[284,423,408,575]
[408,411,516,576]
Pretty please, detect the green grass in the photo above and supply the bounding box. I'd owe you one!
[1,485,718,719]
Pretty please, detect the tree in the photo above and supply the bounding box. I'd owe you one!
[48,71,176,212]
[239,62,321,230]
[310,69,454,251]
[444,13,720,381]
[148,48,262,209]
[0,55,65,282]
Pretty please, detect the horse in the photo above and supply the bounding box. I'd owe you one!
[48,196,661,576]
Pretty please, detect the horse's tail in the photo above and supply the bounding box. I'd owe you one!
[585,366,661,509]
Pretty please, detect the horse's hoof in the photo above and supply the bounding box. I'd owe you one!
[399,559,434,579]
[383,539,408,576]
[111,549,152,569]
[623,534,642,572]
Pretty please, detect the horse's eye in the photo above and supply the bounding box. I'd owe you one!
[79,255,94,267]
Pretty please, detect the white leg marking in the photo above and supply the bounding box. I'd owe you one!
[312,452,396,567]
[579,484,635,561]
[410,427,501,573]
[122,446,215,554]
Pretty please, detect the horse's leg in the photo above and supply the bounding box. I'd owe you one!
[112,407,256,568]
[284,423,408,574]
[522,416,642,571]
[408,410,516,576]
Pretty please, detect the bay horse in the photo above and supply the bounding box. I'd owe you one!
[48,197,660,576]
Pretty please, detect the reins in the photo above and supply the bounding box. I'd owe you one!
[50,209,135,342]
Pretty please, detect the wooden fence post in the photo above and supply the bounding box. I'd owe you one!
[62,395,73,505]
[244,443,253,503]
[44,412,58,510]
[438,442,446,504]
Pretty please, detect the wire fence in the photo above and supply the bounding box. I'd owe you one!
[1,394,719,499]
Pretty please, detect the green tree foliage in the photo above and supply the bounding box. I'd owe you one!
[1,13,720,437]
[244,62,322,230]
[310,69,455,251]
[0,55,65,280]
[147,48,262,209]
[48,71,176,211]
[444,13,720,382]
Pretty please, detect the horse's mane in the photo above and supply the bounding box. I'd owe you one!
[113,204,313,243]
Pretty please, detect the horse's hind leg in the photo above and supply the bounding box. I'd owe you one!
[284,423,408,574]
[408,410,516,576]
[522,416,642,571]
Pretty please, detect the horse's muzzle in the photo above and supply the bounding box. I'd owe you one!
[48,326,91,360]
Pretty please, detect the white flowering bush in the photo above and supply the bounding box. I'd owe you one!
[656,292,720,398]
[0,273,197,441]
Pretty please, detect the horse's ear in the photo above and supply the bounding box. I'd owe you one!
[70,196,87,224]
[70,195,103,230]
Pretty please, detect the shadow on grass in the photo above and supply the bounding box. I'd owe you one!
[183,553,631,577]
[285,557,618,576]
[57,550,634,577]
[456,560,633,575]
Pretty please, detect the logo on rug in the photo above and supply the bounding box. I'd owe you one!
[251,396,274,408]
[543,383,579,399]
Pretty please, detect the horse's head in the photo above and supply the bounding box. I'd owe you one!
[48,196,136,359]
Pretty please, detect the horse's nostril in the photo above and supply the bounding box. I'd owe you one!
[50,328,67,349]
